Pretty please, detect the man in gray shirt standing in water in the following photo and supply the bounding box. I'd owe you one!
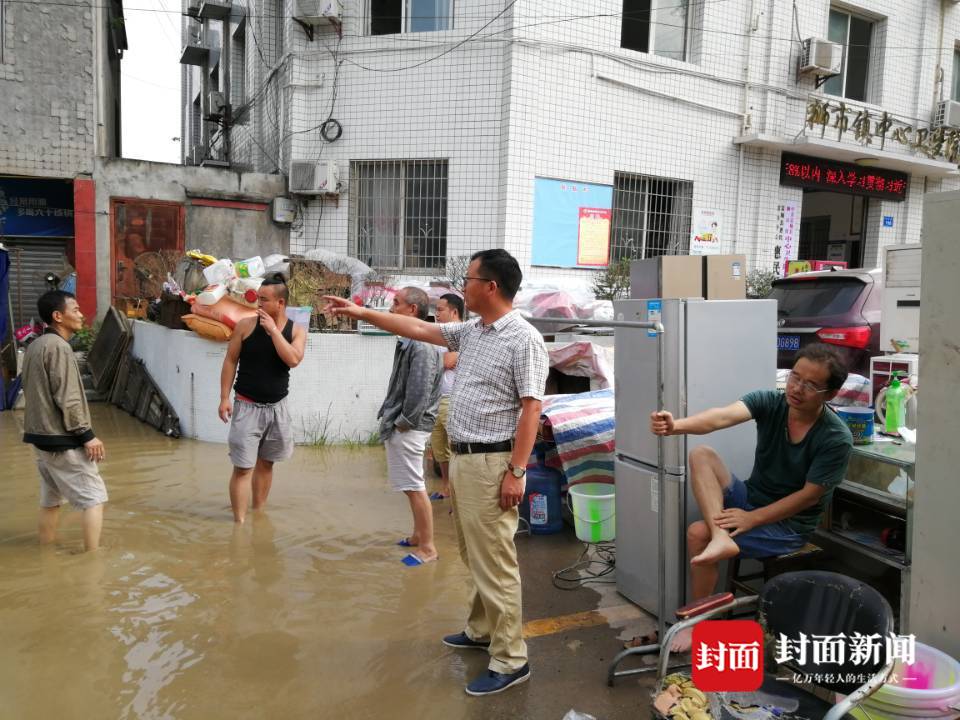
[219,274,306,524]
[324,249,548,697]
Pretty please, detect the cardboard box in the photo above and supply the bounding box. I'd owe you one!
[630,256,703,299]
[703,255,747,299]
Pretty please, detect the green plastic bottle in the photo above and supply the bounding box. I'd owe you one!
[885,372,907,436]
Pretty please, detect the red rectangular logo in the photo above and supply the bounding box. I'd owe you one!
[691,620,764,691]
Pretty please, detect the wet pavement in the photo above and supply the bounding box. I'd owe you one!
[1,405,659,719]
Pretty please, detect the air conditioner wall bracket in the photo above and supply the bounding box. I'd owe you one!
[293,17,314,41]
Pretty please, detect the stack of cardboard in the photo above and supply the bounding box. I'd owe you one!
[629,255,747,300]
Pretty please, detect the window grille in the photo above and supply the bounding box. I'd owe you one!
[231,20,246,109]
[350,160,449,272]
[272,0,284,63]
[610,171,693,261]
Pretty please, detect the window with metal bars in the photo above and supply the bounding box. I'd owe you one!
[610,172,693,261]
[350,160,449,271]
[231,18,246,111]
[273,0,284,63]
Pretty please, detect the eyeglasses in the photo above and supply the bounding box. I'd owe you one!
[462,276,495,285]
[786,371,829,395]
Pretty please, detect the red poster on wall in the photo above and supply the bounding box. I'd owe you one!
[576,208,611,266]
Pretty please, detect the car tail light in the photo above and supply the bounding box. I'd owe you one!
[816,326,871,349]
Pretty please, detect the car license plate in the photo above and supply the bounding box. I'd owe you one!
[778,334,800,351]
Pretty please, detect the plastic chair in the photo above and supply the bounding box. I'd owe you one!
[655,571,896,720]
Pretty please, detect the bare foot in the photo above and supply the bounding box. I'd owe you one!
[624,631,658,649]
[669,627,693,653]
[691,533,739,566]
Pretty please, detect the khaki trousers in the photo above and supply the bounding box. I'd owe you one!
[450,451,527,673]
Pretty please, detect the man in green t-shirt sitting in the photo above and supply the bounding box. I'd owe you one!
[650,343,853,652]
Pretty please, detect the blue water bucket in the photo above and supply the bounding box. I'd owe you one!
[836,406,874,445]
[522,463,564,535]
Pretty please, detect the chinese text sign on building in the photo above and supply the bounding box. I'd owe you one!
[780,153,908,201]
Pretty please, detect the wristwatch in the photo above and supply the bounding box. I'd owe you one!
[507,462,526,479]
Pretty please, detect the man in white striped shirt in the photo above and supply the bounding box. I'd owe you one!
[324,249,548,696]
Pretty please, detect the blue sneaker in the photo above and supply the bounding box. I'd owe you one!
[442,632,490,650]
[465,664,531,696]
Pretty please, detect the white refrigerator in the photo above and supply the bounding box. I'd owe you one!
[613,298,777,618]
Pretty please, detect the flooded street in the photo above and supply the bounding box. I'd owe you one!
[1,405,654,720]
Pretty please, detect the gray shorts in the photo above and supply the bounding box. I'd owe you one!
[36,447,108,510]
[228,396,294,469]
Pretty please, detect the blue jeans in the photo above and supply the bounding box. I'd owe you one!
[722,476,807,559]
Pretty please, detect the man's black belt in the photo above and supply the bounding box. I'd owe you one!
[451,440,514,454]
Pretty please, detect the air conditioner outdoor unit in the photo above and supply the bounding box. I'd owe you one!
[933,100,960,129]
[289,160,340,195]
[198,0,232,21]
[294,0,342,24]
[207,91,227,119]
[799,37,842,77]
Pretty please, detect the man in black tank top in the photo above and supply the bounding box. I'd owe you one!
[218,274,306,523]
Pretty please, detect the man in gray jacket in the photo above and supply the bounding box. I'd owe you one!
[21,290,107,552]
[379,286,442,566]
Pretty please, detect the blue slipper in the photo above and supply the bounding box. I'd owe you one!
[429,492,448,501]
[402,553,437,567]
[396,538,416,547]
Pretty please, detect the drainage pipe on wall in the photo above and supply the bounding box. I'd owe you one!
[733,0,759,256]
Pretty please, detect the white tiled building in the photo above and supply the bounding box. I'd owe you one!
[180,0,960,285]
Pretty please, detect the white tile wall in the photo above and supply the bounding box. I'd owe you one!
[0,2,98,178]
[132,320,396,444]
[179,0,960,281]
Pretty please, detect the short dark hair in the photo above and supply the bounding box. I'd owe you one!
[793,343,848,391]
[402,286,430,321]
[261,273,288,302]
[37,290,76,324]
[470,249,522,301]
[439,293,464,319]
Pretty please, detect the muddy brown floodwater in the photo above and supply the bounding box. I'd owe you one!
[1,404,514,719]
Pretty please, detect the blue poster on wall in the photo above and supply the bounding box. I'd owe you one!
[531,177,613,268]
[0,178,75,237]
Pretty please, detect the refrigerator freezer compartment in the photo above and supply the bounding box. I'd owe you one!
[614,457,686,617]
